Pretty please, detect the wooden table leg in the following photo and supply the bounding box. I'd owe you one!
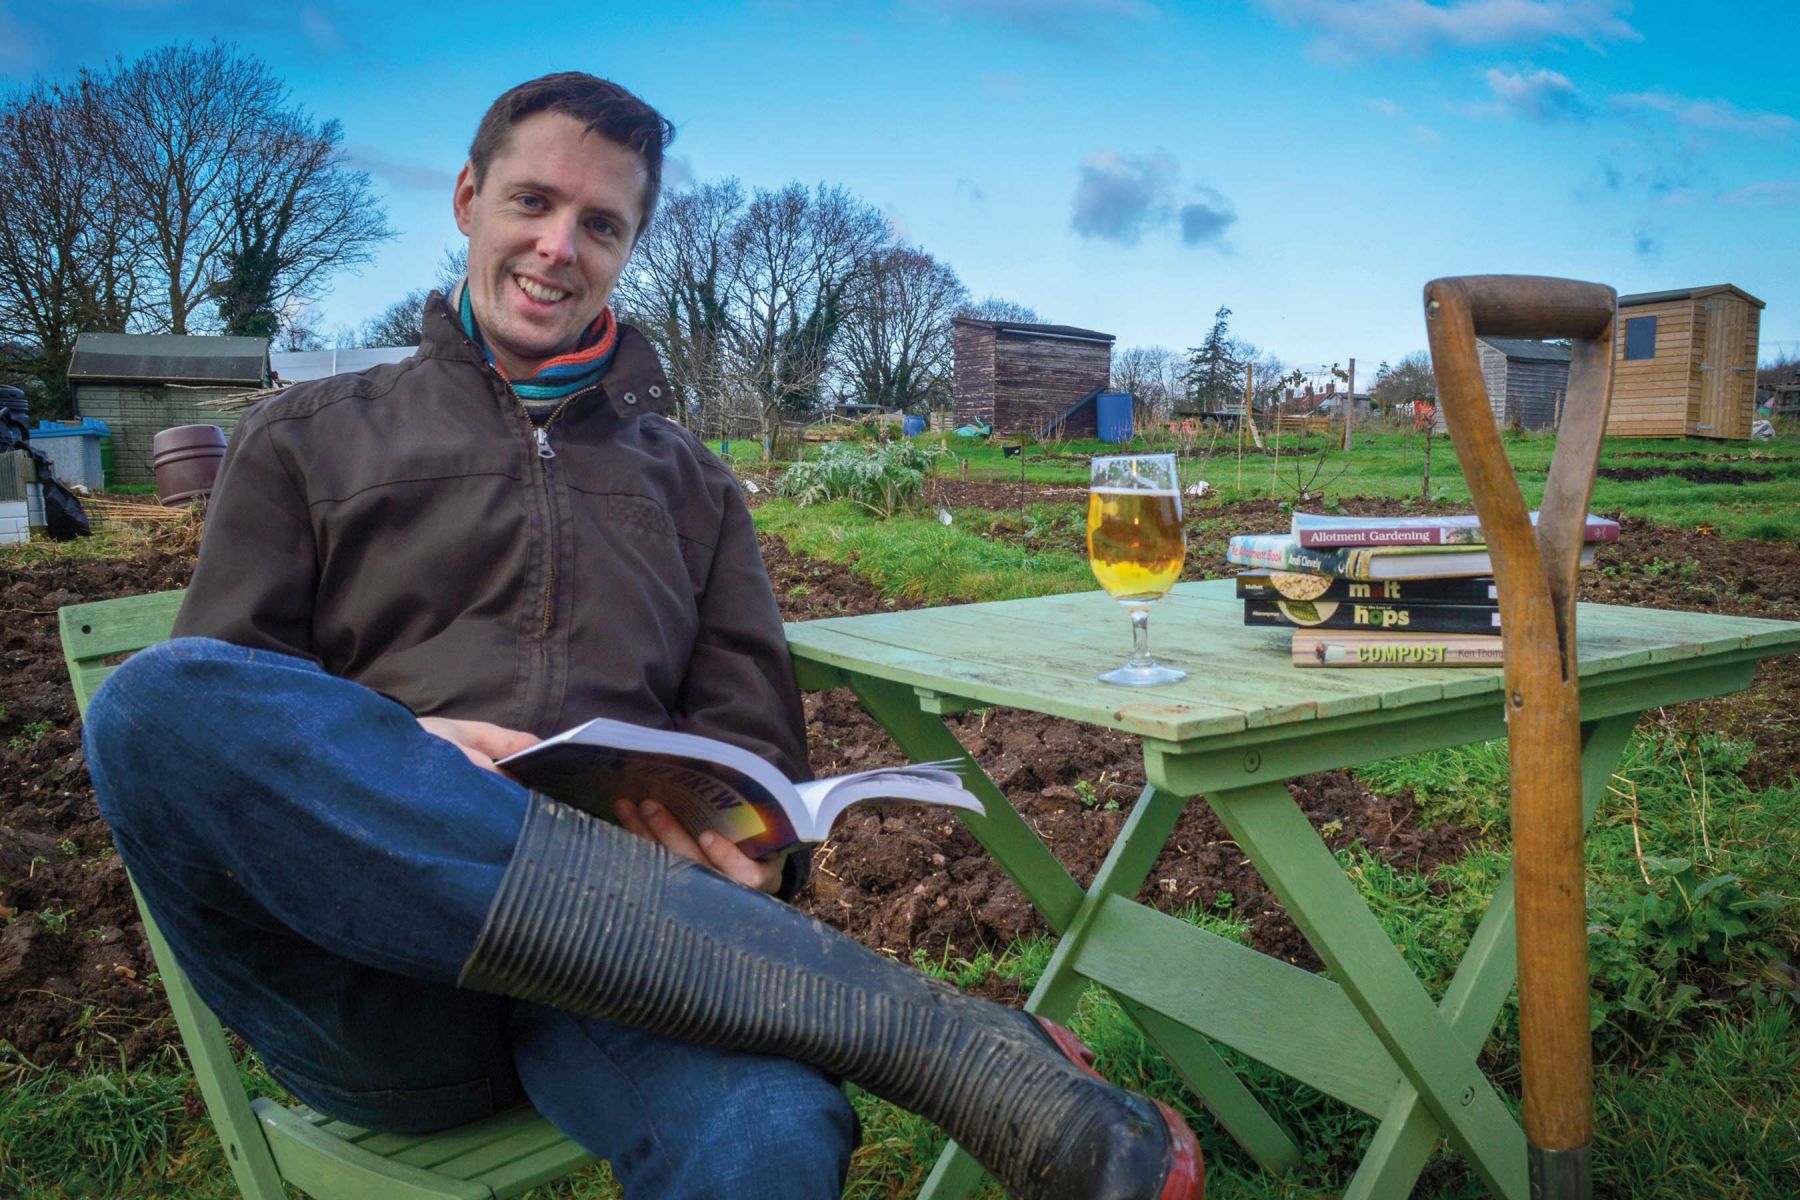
[1343,713,1637,1199]
[849,676,1301,1194]
[1184,778,1529,1199]
[847,675,1084,929]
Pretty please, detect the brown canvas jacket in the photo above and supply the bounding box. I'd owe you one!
[174,294,814,881]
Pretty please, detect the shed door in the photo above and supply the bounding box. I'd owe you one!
[1695,299,1745,438]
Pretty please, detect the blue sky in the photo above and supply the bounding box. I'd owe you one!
[7,0,1798,372]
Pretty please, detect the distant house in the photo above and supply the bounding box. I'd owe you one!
[1311,390,1375,419]
[1610,284,1763,439]
[952,318,1114,437]
[270,346,416,384]
[70,333,268,485]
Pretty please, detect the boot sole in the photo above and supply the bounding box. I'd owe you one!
[1034,1017,1205,1200]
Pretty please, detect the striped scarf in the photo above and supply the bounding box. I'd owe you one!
[453,279,620,406]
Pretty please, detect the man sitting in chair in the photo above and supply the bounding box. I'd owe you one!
[83,71,1203,1200]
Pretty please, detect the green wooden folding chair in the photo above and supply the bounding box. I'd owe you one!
[59,588,597,1200]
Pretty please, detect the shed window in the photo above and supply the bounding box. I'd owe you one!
[1624,316,1657,361]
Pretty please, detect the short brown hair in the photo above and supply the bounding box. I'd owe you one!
[468,73,675,238]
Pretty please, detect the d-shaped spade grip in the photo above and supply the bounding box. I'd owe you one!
[1423,275,1616,1200]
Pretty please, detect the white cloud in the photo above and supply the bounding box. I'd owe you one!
[344,146,456,193]
[1256,0,1638,61]
[1071,151,1178,244]
[1484,65,1590,122]
[1367,97,1404,117]
[1178,190,1236,247]
[299,4,343,51]
[1614,91,1797,138]
[1068,151,1236,249]
[1719,180,1800,207]
[1411,123,1444,143]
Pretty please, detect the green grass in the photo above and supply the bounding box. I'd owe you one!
[755,498,1094,603]
[753,426,1800,542]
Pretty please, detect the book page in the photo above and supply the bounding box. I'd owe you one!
[793,763,981,840]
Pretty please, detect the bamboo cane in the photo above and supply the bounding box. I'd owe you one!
[1423,275,1615,1200]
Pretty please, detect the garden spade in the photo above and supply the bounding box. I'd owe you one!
[1422,275,1616,1200]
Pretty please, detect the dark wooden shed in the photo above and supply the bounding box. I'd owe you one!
[952,318,1114,437]
[1610,284,1763,439]
[70,333,268,484]
[1476,337,1571,431]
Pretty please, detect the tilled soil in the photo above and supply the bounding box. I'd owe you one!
[1597,465,1775,484]
[2,498,1795,1073]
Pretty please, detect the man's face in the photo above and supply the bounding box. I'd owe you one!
[453,111,646,378]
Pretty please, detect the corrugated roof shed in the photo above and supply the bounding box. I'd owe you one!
[1478,337,1573,363]
[271,347,417,383]
[69,333,268,385]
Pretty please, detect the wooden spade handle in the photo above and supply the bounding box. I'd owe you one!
[1423,276,1616,1191]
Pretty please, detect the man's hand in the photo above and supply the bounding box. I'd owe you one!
[418,717,540,773]
[614,799,786,894]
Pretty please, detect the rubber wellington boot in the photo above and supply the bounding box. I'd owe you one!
[461,796,1203,1200]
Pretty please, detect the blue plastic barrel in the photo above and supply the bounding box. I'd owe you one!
[1096,392,1133,443]
[902,414,927,437]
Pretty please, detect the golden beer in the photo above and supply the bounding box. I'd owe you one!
[1086,488,1184,602]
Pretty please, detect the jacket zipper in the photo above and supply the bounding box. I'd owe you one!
[487,367,597,640]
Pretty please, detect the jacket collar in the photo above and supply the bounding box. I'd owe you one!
[420,291,676,420]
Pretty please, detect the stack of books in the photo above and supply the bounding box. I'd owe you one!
[1227,511,1621,667]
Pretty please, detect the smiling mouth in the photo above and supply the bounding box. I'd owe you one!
[514,275,571,304]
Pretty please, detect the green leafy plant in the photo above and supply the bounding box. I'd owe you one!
[1631,856,1780,967]
[1642,557,1698,580]
[1587,856,1784,1052]
[775,441,939,517]
[7,720,52,753]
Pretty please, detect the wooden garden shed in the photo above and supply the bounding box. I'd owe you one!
[1609,284,1763,439]
[1474,337,1571,431]
[70,333,267,484]
[952,318,1114,437]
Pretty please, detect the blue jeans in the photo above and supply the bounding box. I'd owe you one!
[84,638,854,1199]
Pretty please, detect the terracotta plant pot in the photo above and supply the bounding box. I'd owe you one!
[152,424,228,507]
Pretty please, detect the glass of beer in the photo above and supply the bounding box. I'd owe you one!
[1087,453,1186,686]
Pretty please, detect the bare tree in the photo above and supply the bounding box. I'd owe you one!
[958,296,1045,324]
[435,247,468,292]
[357,290,431,347]
[1112,345,1181,420]
[87,42,390,337]
[838,245,966,412]
[346,249,469,350]
[0,78,143,413]
[1372,349,1435,409]
[211,110,393,336]
[1244,347,1291,409]
[616,181,748,431]
[726,184,888,450]
[88,43,286,333]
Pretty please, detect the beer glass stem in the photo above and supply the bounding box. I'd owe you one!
[1127,604,1155,668]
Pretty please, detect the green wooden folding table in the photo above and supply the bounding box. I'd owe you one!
[784,578,1799,1200]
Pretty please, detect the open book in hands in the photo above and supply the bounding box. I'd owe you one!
[496,716,983,858]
